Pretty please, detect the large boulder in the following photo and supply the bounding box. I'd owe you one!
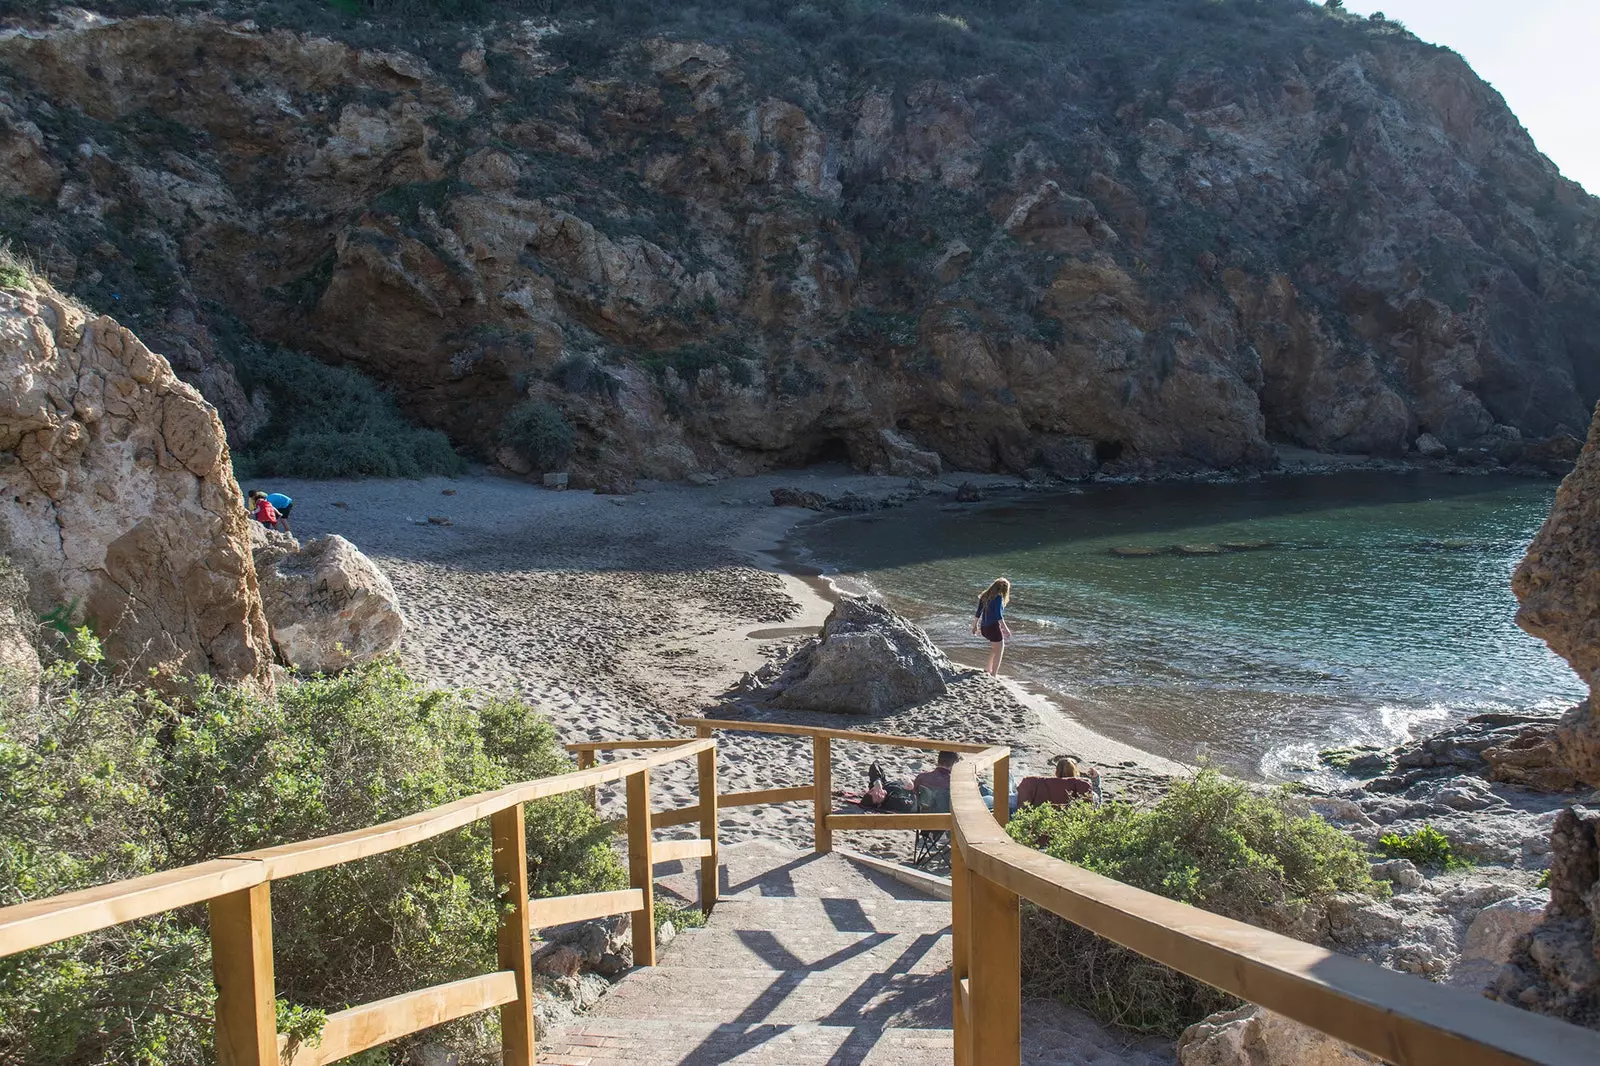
[0,284,272,686]
[1177,1005,1377,1066]
[774,596,953,714]
[252,529,406,673]
[1514,404,1600,788]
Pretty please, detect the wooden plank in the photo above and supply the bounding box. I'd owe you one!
[652,838,713,865]
[209,883,277,1066]
[826,813,951,831]
[968,871,1021,1062]
[681,716,991,753]
[529,889,645,928]
[651,806,701,830]
[697,727,719,916]
[950,832,972,1066]
[721,784,815,808]
[566,738,696,752]
[277,972,518,1066]
[992,754,1010,828]
[491,805,536,1066]
[577,749,597,811]
[946,763,1600,1066]
[236,738,715,880]
[627,770,656,967]
[813,734,833,855]
[0,857,264,956]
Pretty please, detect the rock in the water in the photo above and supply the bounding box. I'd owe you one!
[1178,1005,1377,1066]
[252,530,406,673]
[775,596,953,714]
[954,481,984,503]
[0,286,272,686]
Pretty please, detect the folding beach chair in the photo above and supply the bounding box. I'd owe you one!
[912,785,951,866]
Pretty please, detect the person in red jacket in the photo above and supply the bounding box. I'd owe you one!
[1015,757,1101,811]
[249,490,280,530]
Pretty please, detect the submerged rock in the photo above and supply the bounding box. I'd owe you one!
[252,528,406,673]
[775,596,954,714]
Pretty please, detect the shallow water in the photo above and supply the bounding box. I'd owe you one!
[799,471,1585,781]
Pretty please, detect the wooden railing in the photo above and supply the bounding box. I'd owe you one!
[0,738,719,1066]
[680,716,1600,1066]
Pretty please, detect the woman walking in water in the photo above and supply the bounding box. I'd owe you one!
[972,577,1013,675]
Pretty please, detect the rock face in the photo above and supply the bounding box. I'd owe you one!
[774,597,954,715]
[1177,1005,1377,1066]
[1514,404,1600,789]
[0,282,272,685]
[252,528,406,674]
[0,8,1594,481]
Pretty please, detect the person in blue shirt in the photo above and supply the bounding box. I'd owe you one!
[248,490,295,535]
[971,577,1013,675]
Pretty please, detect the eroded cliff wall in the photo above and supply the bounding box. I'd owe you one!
[0,1,1595,479]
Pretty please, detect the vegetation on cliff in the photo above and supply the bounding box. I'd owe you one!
[0,0,1592,481]
[1007,770,1378,1033]
[0,614,620,1065]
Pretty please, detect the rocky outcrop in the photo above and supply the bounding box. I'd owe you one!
[1178,1005,1376,1066]
[0,282,272,685]
[772,597,955,715]
[1514,405,1600,789]
[1491,807,1600,1026]
[252,528,406,674]
[0,9,1593,482]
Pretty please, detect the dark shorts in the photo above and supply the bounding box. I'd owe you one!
[980,622,1004,643]
[279,503,293,518]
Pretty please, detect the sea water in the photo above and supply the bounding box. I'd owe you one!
[799,471,1585,781]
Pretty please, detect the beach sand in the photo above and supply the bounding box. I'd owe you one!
[266,468,1187,860]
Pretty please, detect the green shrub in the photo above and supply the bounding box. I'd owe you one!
[0,643,622,1066]
[499,401,574,470]
[1007,770,1377,1034]
[1377,824,1471,871]
[654,898,707,933]
[0,242,34,291]
[231,343,466,480]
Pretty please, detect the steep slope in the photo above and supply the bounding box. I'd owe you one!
[0,0,1595,481]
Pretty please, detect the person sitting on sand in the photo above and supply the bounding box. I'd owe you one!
[910,750,995,811]
[971,577,1013,675]
[1015,756,1101,810]
[248,490,280,531]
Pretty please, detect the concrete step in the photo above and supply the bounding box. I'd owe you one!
[653,842,940,905]
[596,963,951,1027]
[657,927,950,976]
[540,1018,955,1065]
[695,895,953,934]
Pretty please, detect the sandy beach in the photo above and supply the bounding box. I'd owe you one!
[266,467,1187,859]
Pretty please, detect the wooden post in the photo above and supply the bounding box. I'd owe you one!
[968,869,1022,1065]
[491,804,536,1066]
[577,749,596,811]
[812,734,833,855]
[950,838,971,1066]
[209,883,277,1066]
[696,725,719,916]
[993,754,1010,827]
[627,769,657,967]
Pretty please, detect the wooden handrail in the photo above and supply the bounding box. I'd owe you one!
[0,737,720,1066]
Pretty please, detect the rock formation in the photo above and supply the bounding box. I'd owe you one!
[1514,403,1600,789]
[252,528,406,674]
[773,596,954,715]
[0,5,1593,480]
[0,280,272,685]
[1178,1005,1377,1066]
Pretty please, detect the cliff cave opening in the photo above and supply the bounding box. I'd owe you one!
[1095,440,1125,464]
[784,436,854,469]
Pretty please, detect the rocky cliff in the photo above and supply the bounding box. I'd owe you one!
[0,0,1596,480]
[0,273,273,684]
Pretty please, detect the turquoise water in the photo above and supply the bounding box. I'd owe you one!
[800,472,1585,780]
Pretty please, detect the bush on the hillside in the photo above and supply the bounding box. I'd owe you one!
[1007,771,1377,1034]
[0,641,621,1066]
[500,400,575,470]
[232,343,466,480]
[1377,824,1471,871]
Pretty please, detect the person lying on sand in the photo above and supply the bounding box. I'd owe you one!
[972,577,1013,675]
[1015,756,1101,811]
